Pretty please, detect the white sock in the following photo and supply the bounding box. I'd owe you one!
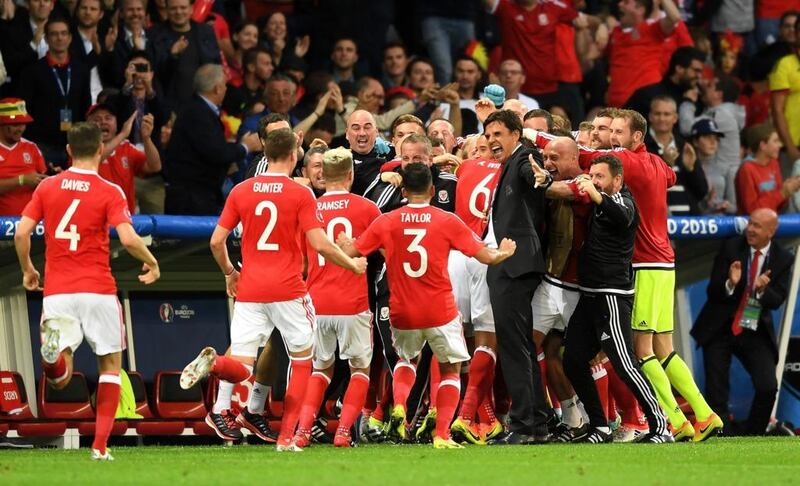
[561,396,582,428]
[577,398,590,423]
[212,381,235,414]
[248,381,270,414]
[596,426,611,434]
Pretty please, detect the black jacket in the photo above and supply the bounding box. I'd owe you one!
[0,9,39,90]
[164,95,246,205]
[625,77,687,118]
[486,144,547,291]
[350,147,388,196]
[691,236,793,359]
[578,186,639,293]
[645,132,708,215]
[364,164,457,214]
[99,26,159,88]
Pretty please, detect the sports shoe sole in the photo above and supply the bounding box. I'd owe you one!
[180,347,216,389]
[40,319,63,365]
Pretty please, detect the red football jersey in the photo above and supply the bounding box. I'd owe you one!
[660,21,693,75]
[98,141,147,213]
[22,168,131,296]
[306,191,381,315]
[492,0,577,95]
[354,203,484,330]
[218,173,323,303]
[608,18,668,107]
[455,159,501,237]
[0,138,47,216]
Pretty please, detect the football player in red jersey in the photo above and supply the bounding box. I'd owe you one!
[15,122,160,461]
[293,147,381,448]
[179,129,366,452]
[338,162,518,448]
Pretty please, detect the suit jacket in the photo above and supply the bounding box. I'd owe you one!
[0,9,39,90]
[486,144,548,291]
[692,236,793,359]
[164,95,246,206]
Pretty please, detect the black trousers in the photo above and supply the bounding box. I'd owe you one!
[563,292,668,434]
[489,274,550,435]
[702,330,778,435]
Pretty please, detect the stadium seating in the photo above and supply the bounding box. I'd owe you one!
[0,371,67,437]
[127,371,186,435]
[154,371,215,436]
[37,372,128,435]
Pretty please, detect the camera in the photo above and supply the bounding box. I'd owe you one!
[134,63,150,73]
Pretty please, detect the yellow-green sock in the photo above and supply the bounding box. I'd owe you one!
[661,352,713,422]
[640,355,687,427]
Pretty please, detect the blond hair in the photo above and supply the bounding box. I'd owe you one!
[323,147,354,182]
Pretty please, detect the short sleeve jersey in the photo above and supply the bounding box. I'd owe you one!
[769,53,800,146]
[22,168,131,296]
[493,0,578,95]
[98,141,147,213]
[354,203,484,330]
[0,138,47,216]
[455,159,501,237]
[217,173,323,303]
[608,18,668,107]
[306,191,381,315]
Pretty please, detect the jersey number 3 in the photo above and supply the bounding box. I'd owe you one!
[403,229,428,278]
[55,199,81,251]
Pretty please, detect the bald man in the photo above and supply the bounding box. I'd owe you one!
[345,110,389,195]
[692,208,793,436]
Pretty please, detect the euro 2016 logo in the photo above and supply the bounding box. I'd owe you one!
[159,303,174,323]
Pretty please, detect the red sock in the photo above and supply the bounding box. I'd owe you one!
[363,365,381,415]
[605,360,645,427]
[296,372,329,434]
[429,357,441,409]
[338,372,369,434]
[91,372,121,454]
[392,361,416,411]
[278,357,312,441]
[43,352,69,385]
[211,355,250,383]
[478,397,497,424]
[435,373,461,440]
[373,368,392,422]
[592,364,611,421]
[493,364,511,416]
[458,347,495,422]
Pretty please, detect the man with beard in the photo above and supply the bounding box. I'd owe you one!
[625,47,705,120]
[0,98,47,216]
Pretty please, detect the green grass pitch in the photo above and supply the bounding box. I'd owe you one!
[1,437,798,485]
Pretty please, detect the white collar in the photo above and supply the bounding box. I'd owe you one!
[751,242,771,258]
[322,190,349,196]
[68,167,98,175]
[407,203,429,208]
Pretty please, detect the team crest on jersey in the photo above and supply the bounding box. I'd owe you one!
[437,190,450,203]
[121,157,129,169]
[23,152,32,164]
[538,13,549,25]
[380,307,389,321]
[514,14,524,21]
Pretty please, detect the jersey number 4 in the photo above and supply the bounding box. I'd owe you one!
[55,199,81,251]
[403,229,428,278]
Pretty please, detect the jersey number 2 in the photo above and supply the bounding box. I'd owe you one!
[403,229,427,278]
[55,199,81,251]
[255,201,279,251]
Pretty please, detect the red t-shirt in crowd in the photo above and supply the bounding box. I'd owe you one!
[556,23,583,83]
[0,138,47,216]
[492,0,577,95]
[354,203,484,330]
[97,141,147,213]
[455,158,501,237]
[660,21,693,75]
[735,158,787,215]
[217,173,323,303]
[608,18,668,107]
[22,168,131,296]
[757,0,800,19]
[306,191,380,315]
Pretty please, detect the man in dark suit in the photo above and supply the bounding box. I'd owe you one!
[692,208,793,435]
[483,109,552,444]
[163,64,261,215]
[0,0,54,90]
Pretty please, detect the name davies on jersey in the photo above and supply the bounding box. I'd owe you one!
[253,182,283,193]
[61,179,91,192]
[401,213,431,223]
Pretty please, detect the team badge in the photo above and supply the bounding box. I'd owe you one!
[538,13,549,26]
[515,14,524,21]
[437,190,450,203]
[122,157,129,169]
[380,307,389,321]
[23,152,32,164]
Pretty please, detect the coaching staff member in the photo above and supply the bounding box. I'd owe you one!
[548,155,671,444]
[692,208,792,436]
[164,64,261,215]
[483,110,550,444]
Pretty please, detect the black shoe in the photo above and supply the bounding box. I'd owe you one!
[205,410,243,441]
[637,431,675,443]
[487,430,535,445]
[311,417,335,444]
[553,422,589,443]
[236,408,277,443]
[579,427,613,444]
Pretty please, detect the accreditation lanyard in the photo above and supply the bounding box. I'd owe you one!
[52,66,72,106]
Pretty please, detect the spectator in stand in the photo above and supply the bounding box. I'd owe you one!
[70,0,110,103]
[225,21,260,88]
[690,118,737,215]
[390,113,425,147]
[86,103,161,213]
[18,18,91,168]
[151,0,220,109]
[381,42,409,89]
[704,0,754,53]
[163,64,261,215]
[338,76,418,135]
[607,0,681,108]
[736,123,800,214]
[408,57,436,94]
[222,47,273,118]
[100,0,155,89]
[769,19,800,162]
[645,95,707,215]
[0,98,47,216]
[692,208,792,435]
[454,55,483,114]
[238,74,299,139]
[498,60,539,111]
[680,74,745,169]
[626,47,705,120]
[523,108,553,133]
[419,0,479,85]
[755,2,800,46]
[0,0,55,89]
[259,11,309,70]
[330,38,359,86]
